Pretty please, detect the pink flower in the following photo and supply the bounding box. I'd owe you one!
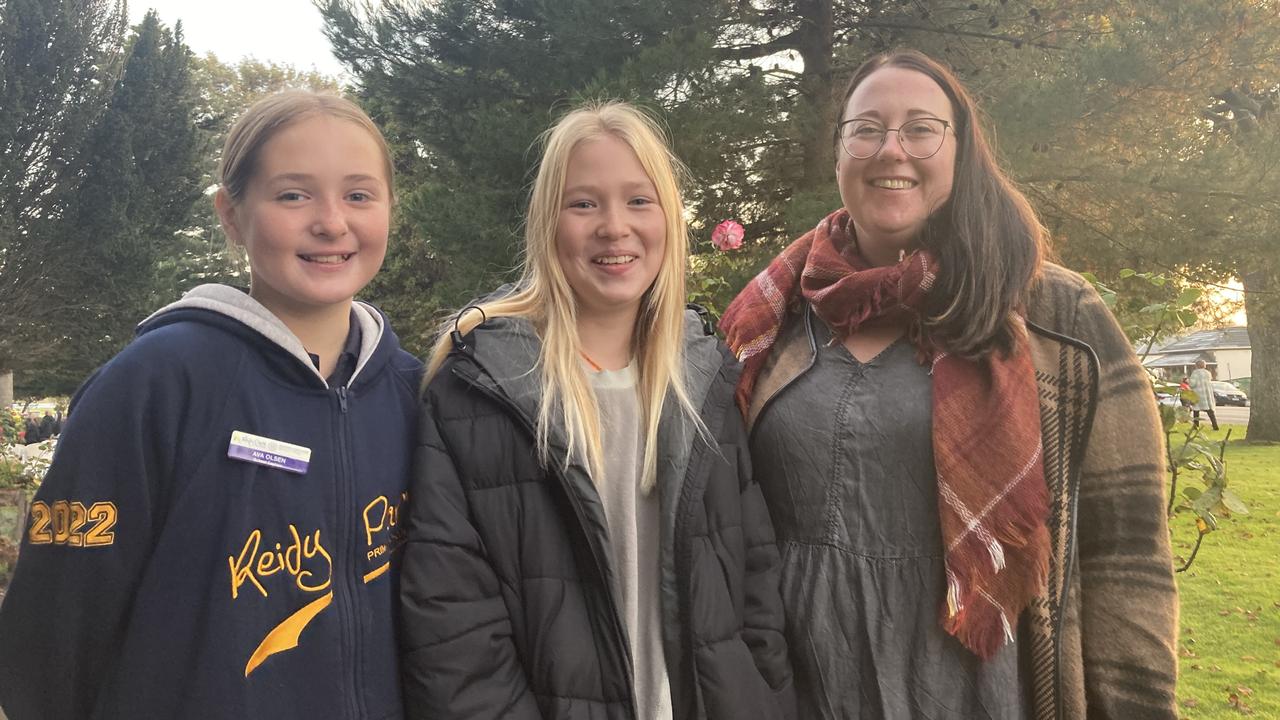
[711,219,745,251]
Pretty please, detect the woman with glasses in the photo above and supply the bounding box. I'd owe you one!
[720,49,1178,720]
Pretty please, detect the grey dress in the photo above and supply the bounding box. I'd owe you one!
[751,318,1028,720]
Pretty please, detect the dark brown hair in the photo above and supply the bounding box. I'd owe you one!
[837,49,1045,357]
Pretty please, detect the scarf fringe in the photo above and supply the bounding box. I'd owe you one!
[944,521,1051,658]
[946,569,963,616]
[988,537,1006,573]
[943,577,1032,659]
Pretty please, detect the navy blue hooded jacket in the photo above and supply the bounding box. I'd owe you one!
[0,285,421,720]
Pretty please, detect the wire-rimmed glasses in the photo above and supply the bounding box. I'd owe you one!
[836,117,951,160]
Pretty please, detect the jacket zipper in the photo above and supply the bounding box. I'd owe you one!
[671,419,712,717]
[671,362,744,719]
[451,363,640,720]
[335,384,363,719]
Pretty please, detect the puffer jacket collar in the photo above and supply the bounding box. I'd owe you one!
[449,306,724,500]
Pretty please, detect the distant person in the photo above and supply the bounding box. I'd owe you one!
[0,91,420,720]
[1189,359,1219,430]
[1179,376,1193,408]
[22,416,39,444]
[37,412,54,441]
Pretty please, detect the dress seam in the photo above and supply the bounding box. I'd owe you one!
[822,357,861,543]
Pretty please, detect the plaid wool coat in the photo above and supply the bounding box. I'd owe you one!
[745,263,1178,720]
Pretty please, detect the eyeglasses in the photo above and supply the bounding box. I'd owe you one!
[836,117,952,160]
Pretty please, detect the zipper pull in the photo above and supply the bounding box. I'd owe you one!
[337,385,349,413]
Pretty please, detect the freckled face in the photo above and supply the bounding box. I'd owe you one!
[217,115,391,320]
[555,135,667,324]
[836,67,957,264]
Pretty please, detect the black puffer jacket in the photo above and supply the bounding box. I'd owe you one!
[400,310,796,719]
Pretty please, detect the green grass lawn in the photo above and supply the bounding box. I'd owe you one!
[1173,425,1280,718]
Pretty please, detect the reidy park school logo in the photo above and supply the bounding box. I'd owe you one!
[226,492,408,677]
[222,430,406,676]
[229,524,334,676]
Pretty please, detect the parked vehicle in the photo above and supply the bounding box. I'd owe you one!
[1213,381,1249,407]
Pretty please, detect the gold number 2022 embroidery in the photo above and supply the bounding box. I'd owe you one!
[28,501,117,547]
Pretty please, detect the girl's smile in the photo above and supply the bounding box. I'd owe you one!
[216,115,391,320]
[555,135,666,324]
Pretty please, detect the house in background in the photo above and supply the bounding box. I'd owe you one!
[1140,326,1251,381]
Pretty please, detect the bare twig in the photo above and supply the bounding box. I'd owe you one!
[1176,533,1204,573]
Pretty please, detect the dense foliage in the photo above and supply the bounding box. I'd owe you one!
[3,1,1276,438]
[0,0,337,395]
[0,2,204,394]
[320,0,1279,439]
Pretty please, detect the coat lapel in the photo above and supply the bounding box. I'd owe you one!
[1024,321,1099,720]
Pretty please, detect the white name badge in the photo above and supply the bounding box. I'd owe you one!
[227,431,312,475]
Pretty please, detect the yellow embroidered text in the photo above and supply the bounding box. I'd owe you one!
[27,500,117,547]
[228,525,333,600]
[362,492,406,548]
[361,492,407,582]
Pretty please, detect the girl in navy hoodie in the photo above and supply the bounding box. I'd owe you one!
[0,91,421,720]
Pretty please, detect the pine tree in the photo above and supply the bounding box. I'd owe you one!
[5,9,207,395]
[0,0,126,399]
[321,0,1280,437]
[68,12,205,317]
[966,2,1280,440]
[319,0,1106,350]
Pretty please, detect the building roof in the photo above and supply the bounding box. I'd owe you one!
[1144,327,1250,355]
[1143,352,1206,368]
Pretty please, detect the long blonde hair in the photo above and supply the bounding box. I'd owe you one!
[426,101,698,491]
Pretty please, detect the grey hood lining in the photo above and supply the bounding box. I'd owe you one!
[139,284,385,388]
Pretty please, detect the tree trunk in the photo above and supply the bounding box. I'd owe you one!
[1242,266,1280,441]
[0,370,12,409]
[795,0,835,191]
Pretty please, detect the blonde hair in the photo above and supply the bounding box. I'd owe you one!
[218,90,395,203]
[426,101,698,492]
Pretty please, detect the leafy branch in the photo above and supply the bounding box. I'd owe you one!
[1085,269,1245,572]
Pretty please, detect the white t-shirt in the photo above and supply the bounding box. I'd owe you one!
[588,360,673,720]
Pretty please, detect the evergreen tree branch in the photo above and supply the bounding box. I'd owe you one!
[714,32,802,61]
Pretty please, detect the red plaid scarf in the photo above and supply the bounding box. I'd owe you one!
[721,208,1049,659]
